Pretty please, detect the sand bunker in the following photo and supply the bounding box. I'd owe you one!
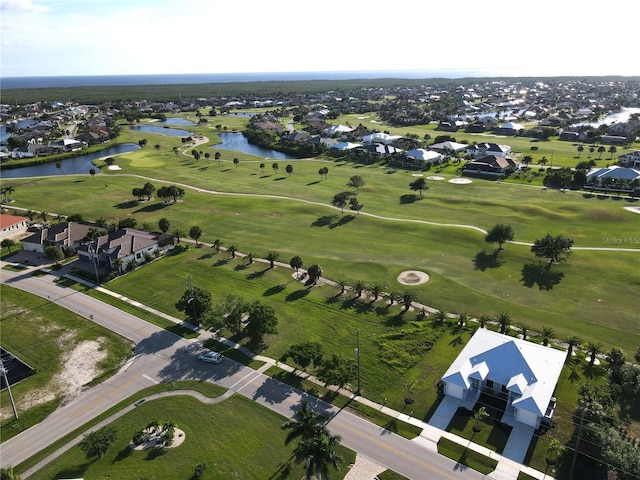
[411,173,424,177]
[449,178,472,184]
[427,175,445,181]
[108,165,122,170]
[397,270,430,285]
[623,206,640,214]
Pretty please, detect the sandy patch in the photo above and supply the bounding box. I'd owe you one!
[55,338,108,401]
[427,175,445,181]
[397,270,430,285]
[449,178,472,184]
[0,338,108,421]
[108,165,122,170]
[411,173,424,177]
[623,206,640,214]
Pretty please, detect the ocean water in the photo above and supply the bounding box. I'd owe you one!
[0,70,483,90]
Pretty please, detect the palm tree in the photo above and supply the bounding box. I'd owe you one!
[401,290,416,311]
[478,315,490,329]
[283,401,342,480]
[297,432,343,480]
[457,312,470,327]
[112,257,123,274]
[541,326,554,346]
[368,283,384,302]
[566,336,580,362]
[172,228,186,244]
[282,399,328,447]
[472,406,489,434]
[189,226,203,246]
[289,255,304,276]
[608,145,617,159]
[214,151,221,164]
[496,311,511,334]
[351,279,366,298]
[520,323,529,340]
[265,250,280,268]
[334,279,348,296]
[576,145,584,157]
[259,163,265,173]
[544,438,564,477]
[227,244,237,258]
[586,341,602,366]
[307,264,323,285]
[597,146,606,159]
[434,310,448,324]
[212,239,222,252]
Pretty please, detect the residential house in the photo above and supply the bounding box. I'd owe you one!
[21,222,94,254]
[405,148,443,165]
[465,142,512,158]
[0,214,29,241]
[429,141,468,155]
[463,154,519,176]
[619,151,640,168]
[585,166,640,190]
[493,122,525,136]
[323,124,354,136]
[76,228,162,271]
[362,133,402,145]
[441,328,565,429]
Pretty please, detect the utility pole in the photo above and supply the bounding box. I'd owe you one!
[0,358,19,420]
[187,274,198,325]
[569,407,586,479]
[354,329,361,395]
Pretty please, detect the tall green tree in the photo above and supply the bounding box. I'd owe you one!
[1,239,16,254]
[78,426,117,459]
[307,264,323,285]
[189,226,203,246]
[496,311,512,334]
[347,175,365,191]
[286,164,293,176]
[172,228,186,244]
[409,177,428,196]
[531,234,574,266]
[175,286,212,322]
[266,250,280,268]
[289,255,304,275]
[484,224,514,251]
[331,192,349,213]
[245,300,278,344]
[217,294,247,334]
[158,217,171,233]
[283,342,325,371]
[317,354,356,388]
[348,196,363,215]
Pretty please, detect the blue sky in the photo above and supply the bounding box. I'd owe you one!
[1,0,638,78]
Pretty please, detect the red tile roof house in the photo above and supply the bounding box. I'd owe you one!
[76,228,160,272]
[441,328,565,429]
[0,214,29,242]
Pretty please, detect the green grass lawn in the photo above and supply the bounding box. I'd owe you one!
[437,437,498,475]
[0,286,133,441]
[28,394,356,480]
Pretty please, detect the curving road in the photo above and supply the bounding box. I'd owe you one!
[0,268,484,480]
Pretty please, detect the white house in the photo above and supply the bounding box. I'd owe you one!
[429,141,468,153]
[405,148,443,164]
[465,142,512,158]
[323,124,354,136]
[362,133,402,145]
[441,329,565,429]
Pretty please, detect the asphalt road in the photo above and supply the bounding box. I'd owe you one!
[0,269,484,479]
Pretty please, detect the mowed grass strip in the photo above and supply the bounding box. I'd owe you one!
[27,394,356,480]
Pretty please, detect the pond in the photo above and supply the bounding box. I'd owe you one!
[1,143,140,178]
[130,125,193,136]
[214,132,298,160]
[155,117,197,126]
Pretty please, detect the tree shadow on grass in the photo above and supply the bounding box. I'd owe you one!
[114,200,138,209]
[384,311,407,327]
[54,461,93,479]
[329,215,355,228]
[246,268,269,280]
[264,284,286,296]
[399,194,420,204]
[520,262,565,290]
[311,215,335,227]
[268,460,293,480]
[307,180,320,186]
[353,300,374,314]
[473,250,504,271]
[145,447,167,461]
[214,258,230,267]
[112,444,133,463]
[285,288,310,302]
[198,252,215,260]
[382,418,399,435]
[134,202,169,213]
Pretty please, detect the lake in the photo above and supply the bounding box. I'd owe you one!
[1,143,140,178]
[215,132,298,160]
[130,125,193,136]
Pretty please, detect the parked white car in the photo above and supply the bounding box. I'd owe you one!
[198,350,223,364]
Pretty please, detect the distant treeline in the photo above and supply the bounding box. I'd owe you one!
[3,76,639,105]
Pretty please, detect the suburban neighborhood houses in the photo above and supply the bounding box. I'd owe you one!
[1,75,639,480]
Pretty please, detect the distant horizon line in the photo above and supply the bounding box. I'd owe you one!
[1,70,639,91]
